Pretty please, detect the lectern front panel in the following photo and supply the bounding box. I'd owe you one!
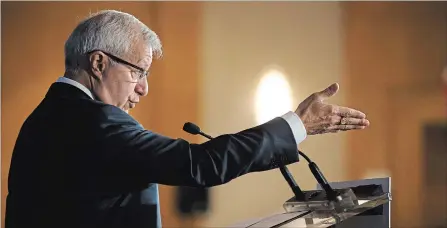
[316,177,391,228]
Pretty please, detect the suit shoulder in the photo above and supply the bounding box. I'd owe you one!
[87,102,142,129]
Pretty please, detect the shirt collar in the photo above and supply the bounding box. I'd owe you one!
[56,77,94,100]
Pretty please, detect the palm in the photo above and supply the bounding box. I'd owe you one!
[296,83,369,135]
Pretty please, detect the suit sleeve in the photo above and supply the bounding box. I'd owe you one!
[97,107,300,188]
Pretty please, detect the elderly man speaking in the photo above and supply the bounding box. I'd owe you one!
[5,10,369,228]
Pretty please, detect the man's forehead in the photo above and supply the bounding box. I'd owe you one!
[134,44,153,68]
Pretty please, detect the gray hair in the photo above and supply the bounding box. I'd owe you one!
[64,10,162,70]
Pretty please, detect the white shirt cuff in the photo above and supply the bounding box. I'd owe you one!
[280,111,307,145]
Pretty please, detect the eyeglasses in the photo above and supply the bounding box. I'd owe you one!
[88,50,149,80]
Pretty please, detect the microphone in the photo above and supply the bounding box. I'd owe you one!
[298,152,338,201]
[183,122,213,140]
[182,121,307,200]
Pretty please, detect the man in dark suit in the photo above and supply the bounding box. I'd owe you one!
[5,10,369,228]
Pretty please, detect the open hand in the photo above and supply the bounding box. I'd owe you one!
[295,83,370,135]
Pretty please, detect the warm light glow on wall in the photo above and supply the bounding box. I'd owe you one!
[255,68,294,124]
[442,66,447,116]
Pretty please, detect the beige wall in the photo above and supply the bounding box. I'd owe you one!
[200,2,346,226]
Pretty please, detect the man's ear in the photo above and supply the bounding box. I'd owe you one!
[89,51,106,79]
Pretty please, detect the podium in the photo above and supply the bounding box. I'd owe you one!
[230,177,391,228]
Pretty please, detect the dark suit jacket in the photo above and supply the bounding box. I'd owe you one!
[6,82,300,228]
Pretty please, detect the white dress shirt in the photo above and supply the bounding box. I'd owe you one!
[57,76,94,99]
[56,77,307,145]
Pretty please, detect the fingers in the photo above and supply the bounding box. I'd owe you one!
[323,116,370,126]
[328,124,366,131]
[315,83,339,100]
[325,116,370,132]
[340,117,370,126]
[326,114,369,129]
[333,106,366,119]
[320,125,366,134]
[306,116,369,135]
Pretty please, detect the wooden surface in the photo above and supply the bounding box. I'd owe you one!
[343,2,447,227]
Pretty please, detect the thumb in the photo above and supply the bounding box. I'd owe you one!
[317,83,339,100]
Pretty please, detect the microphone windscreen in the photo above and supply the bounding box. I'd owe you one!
[183,122,201,135]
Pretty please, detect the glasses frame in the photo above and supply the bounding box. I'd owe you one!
[87,50,149,80]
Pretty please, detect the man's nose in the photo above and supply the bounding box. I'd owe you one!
[135,78,149,96]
